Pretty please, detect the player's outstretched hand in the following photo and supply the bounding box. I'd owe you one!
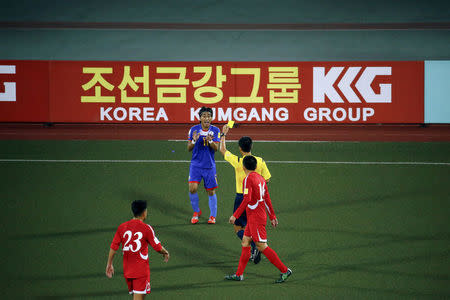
[206,133,214,143]
[105,264,114,278]
[229,215,236,224]
[163,252,170,263]
[271,218,279,228]
[192,130,200,142]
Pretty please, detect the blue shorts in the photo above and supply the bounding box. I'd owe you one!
[233,193,247,227]
[189,165,218,190]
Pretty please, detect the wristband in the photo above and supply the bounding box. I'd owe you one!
[208,140,213,144]
[191,140,196,144]
[221,132,226,137]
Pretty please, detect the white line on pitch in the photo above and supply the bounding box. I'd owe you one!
[168,139,338,143]
[266,161,450,166]
[0,159,448,166]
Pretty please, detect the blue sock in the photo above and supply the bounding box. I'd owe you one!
[189,192,200,212]
[208,194,217,217]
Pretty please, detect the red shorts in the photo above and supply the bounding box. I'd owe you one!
[244,223,267,243]
[125,274,151,295]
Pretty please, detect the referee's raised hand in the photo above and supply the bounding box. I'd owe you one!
[222,124,230,135]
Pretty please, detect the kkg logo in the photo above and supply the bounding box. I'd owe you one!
[304,66,392,122]
[313,66,392,103]
[0,65,16,102]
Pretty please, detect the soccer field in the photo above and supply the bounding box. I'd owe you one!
[1,140,449,299]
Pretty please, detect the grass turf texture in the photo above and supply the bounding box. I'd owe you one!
[0,140,449,299]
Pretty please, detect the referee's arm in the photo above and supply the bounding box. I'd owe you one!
[219,125,230,156]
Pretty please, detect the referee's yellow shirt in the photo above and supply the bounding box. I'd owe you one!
[224,151,271,194]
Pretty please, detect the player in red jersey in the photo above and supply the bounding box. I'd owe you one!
[225,155,292,283]
[106,200,170,299]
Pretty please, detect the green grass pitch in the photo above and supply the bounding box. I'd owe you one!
[0,140,449,299]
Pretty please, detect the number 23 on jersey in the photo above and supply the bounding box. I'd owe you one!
[123,230,143,252]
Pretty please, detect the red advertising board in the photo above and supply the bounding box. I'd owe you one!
[0,60,50,122]
[1,60,424,124]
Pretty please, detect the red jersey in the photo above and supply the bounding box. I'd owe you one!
[234,172,276,224]
[110,219,163,278]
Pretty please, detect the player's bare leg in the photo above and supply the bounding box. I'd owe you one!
[206,188,217,224]
[133,293,145,300]
[189,182,202,224]
[255,241,267,252]
[256,241,292,283]
[189,182,198,194]
[241,235,252,247]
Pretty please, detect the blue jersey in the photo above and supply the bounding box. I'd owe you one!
[188,124,220,168]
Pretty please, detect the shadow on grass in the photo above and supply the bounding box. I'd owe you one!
[16,272,117,281]
[304,280,450,299]
[283,228,450,262]
[156,226,238,273]
[8,227,117,240]
[34,289,128,299]
[16,260,236,281]
[296,227,450,241]
[123,190,191,220]
[152,278,273,293]
[277,187,435,214]
[19,236,450,298]
[295,249,450,298]
[34,278,275,298]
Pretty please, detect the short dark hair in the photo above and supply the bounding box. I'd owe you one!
[198,106,213,119]
[131,200,147,217]
[238,136,252,153]
[243,155,257,171]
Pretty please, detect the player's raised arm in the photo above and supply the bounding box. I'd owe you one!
[219,125,230,156]
[207,128,220,152]
[188,130,199,152]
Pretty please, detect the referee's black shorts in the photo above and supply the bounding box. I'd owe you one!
[233,193,247,227]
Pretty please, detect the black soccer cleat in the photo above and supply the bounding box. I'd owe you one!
[275,268,292,283]
[253,249,261,264]
[225,274,244,281]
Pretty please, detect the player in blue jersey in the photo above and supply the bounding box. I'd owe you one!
[187,107,221,224]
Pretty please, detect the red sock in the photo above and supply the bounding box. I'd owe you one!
[262,246,288,273]
[236,246,251,276]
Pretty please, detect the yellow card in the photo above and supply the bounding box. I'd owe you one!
[227,120,235,128]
